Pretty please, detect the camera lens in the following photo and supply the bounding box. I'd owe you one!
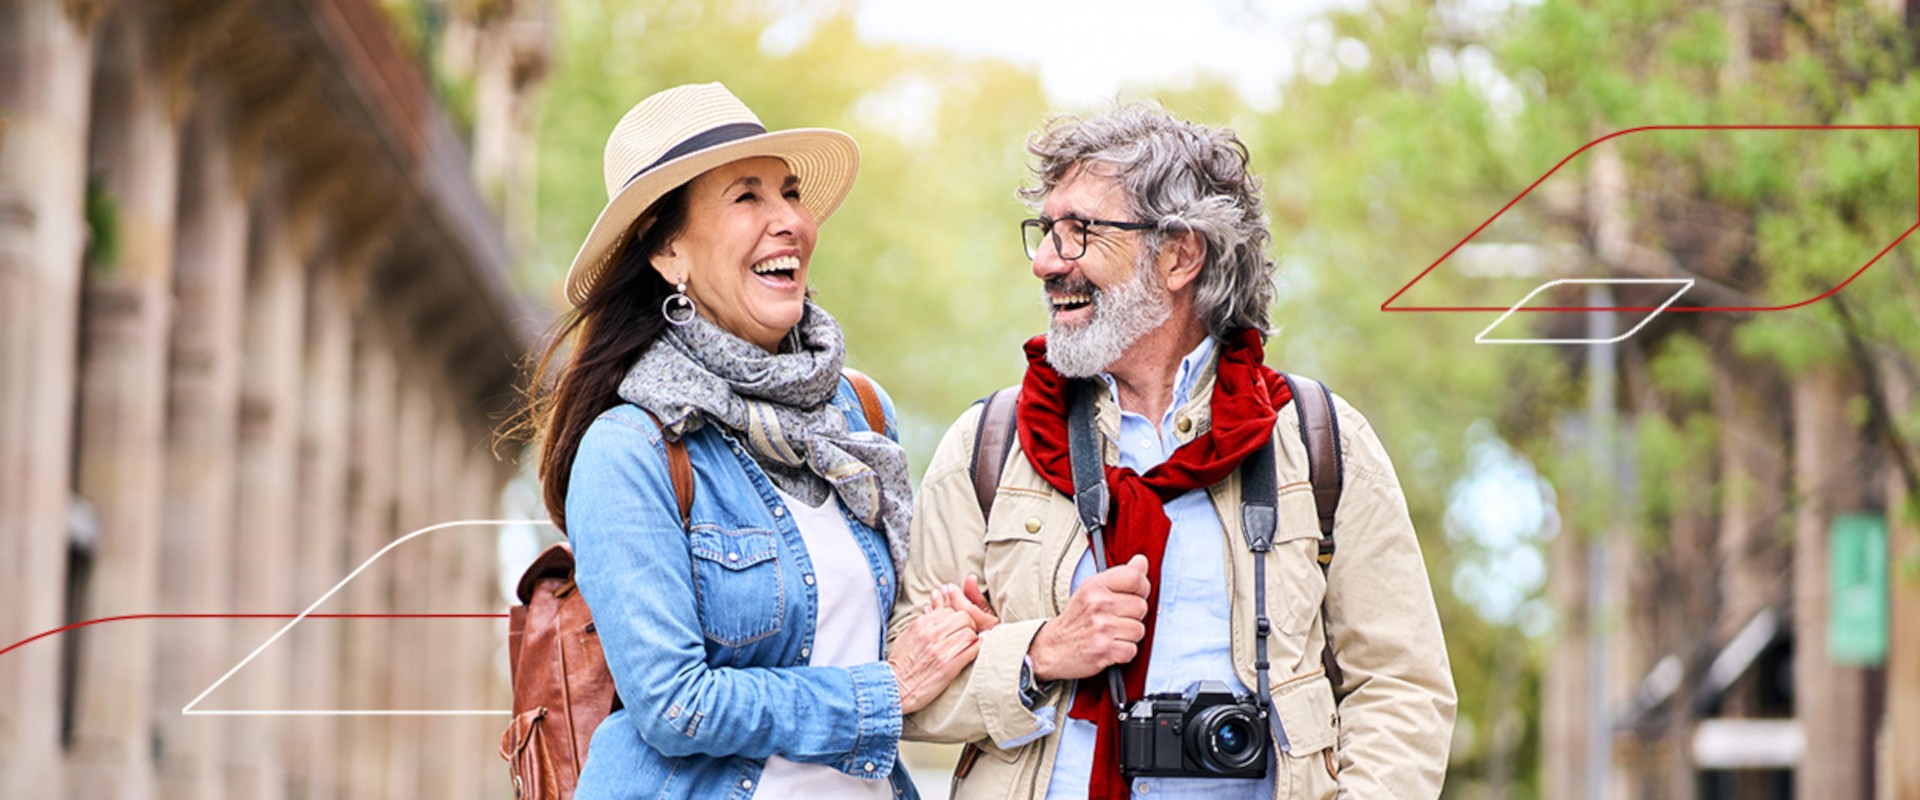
[1216,718,1252,757]
[1189,706,1266,772]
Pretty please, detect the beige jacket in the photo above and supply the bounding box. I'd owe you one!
[889,365,1456,799]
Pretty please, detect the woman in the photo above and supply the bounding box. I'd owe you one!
[519,83,979,799]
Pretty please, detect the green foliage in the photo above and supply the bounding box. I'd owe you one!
[1646,333,1712,405]
[83,177,119,274]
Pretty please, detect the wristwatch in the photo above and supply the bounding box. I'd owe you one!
[1018,656,1050,708]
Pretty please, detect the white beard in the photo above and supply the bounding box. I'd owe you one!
[1045,253,1171,378]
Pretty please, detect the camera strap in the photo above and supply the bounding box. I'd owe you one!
[1067,379,1132,714]
[1236,432,1290,754]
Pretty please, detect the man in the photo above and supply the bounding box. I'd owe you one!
[890,104,1455,799]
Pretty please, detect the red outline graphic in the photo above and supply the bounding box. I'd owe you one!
[1,613,508,660]
[1381,125,1920,313]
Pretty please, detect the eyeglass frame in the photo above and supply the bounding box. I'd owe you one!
[1021,215,1159,261]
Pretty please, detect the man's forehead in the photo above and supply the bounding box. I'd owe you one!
[1045,163,1128,216]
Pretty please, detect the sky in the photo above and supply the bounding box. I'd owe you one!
[838,0,1365,111]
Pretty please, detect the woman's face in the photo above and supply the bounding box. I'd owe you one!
[652,156,818,352]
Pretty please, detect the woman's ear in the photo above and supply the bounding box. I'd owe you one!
[648,238,684,285]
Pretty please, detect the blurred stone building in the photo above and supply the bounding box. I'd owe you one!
[0,0,549,796]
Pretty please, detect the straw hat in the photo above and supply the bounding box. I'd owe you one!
[562,83,860,307]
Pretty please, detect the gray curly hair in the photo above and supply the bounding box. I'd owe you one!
[1020,103,1276,340]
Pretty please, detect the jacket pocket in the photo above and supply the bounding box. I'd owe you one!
[979,490,1056,620]
[1270,668,1339,799]
[686,527,784,647]
[1272,488,1328,636]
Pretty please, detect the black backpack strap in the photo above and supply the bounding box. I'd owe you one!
[1065,379,1128,713]
[1283,374,1342,567]
[969,386,1020,523]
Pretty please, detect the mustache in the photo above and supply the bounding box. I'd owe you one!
[1043,276,1097,296]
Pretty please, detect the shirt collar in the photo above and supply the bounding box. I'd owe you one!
[1096,335,1218,418]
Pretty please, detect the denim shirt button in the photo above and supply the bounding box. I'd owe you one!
[773,506,786,518]
[727,552,739,563]
[741,778,753,789]
[804,574,816,585]
[863,761,876,772]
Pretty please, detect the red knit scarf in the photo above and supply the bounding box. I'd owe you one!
[1015,329,1291,799]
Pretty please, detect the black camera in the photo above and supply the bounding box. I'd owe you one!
[1118,680,1270,779]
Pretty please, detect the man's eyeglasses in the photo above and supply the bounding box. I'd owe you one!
[1021,216,1157,261]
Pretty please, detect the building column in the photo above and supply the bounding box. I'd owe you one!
[1792,367,1873,800]
[419,406,469,798]
[383,375,436,797]
[466,444,513,799]
[285,260,355,798]
[0,1,96,794]
[64,5,183,796]
[339,323,399,798]
[226,168,308,800]
[156,93,249,800]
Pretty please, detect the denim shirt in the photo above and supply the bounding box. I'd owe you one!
[567,376,921,800]
[1044,337,1277,799]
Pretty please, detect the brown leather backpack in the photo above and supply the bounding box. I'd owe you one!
[500,370,887,800]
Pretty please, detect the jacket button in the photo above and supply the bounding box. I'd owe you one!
[800,647,811,659]
[1176,416,1192,434]
[727,552,739,562]
[773,506,786,518]
[864,761,876,772]
[741,778,753,789]
[1025,517,1042,533]
[804,574,816,585]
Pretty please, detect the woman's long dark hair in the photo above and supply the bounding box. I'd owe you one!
[500,187,690,532]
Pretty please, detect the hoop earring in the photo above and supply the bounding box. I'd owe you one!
[663,281,697,326]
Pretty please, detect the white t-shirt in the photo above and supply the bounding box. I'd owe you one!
[752,486,893,800]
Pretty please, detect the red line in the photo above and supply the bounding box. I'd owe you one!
[1,613,508,659]
[1382,125,1920,313]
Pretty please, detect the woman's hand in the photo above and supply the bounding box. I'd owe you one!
[929,575,999,632]
[888,606,980,714]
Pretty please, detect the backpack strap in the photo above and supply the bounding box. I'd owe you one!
[642,410,694,529]
[1283,374,1343,567]
[1282,374,1345,696]
[842,368,888,436]
[968,387,1021,522]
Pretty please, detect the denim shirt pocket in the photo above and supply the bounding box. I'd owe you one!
[686,526,786,647]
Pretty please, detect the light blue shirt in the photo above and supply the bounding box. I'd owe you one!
[1043,336,1275,799]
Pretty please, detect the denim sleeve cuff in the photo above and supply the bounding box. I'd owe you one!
[842,661,904,778]
[976,618,1052,749]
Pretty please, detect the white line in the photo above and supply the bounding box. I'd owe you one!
[183,518,549,717]
[1475,278,1694,344]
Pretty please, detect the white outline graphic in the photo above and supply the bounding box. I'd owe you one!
[183,518,549,717]
[1475,278,1694,344]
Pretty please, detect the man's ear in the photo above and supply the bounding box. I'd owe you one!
[1159,229,1206,293]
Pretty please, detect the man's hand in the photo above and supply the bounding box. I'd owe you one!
[1027,554,1151,682]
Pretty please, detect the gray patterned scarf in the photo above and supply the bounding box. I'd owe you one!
[616,302,912,573]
